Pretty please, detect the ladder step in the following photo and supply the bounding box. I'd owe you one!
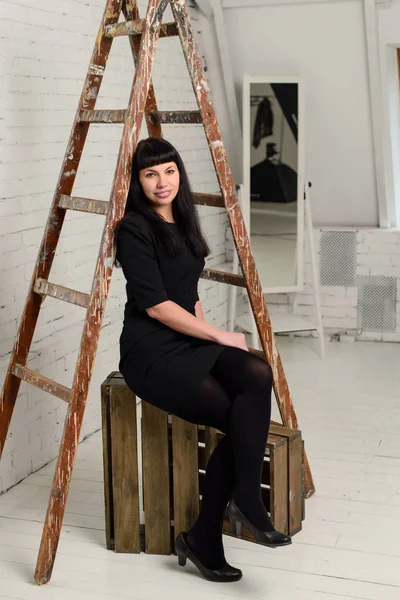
[58,192,224,215]
[79,109,127,124]
[59,192,221,213]
[79,109,202,125]
[60,192,223,213]
[193,192,224,208]
[12,364,71,403]
[104,20,178,39]
[201,268,245,287]
[59,195,108,215]
[249,347,264,359]
[34,278,89,309]
[149,111,202,125]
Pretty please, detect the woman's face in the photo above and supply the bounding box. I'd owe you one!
[139,161,180,209]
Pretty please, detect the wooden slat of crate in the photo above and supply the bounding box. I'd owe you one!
[270,421,304,534]
[171,416,200,548]
[204,426,218,463]
[101,372,116,551]
[100,372,140,553]
[141,401,171,554]
[269,433,289,534]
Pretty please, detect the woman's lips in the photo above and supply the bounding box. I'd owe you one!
[155,190,172,198]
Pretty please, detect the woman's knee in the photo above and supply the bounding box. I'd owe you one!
[246,356,273,394]
[182,374,233,434]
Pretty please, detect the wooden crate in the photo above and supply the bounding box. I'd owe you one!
[101,372,304,554]
[270,421,305,535]
[101,372,199,555]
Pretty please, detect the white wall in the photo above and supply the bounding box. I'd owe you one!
[231,224,400,342]
[220,0,378,226]
[0,0,229,493]
[378,0,400,229]
[201,1,400,342]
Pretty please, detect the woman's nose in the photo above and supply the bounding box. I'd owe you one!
[156,177,167,188]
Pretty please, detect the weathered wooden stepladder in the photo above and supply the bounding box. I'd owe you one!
[0,0,315,586]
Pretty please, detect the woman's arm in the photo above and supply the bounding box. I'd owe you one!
[148,300,249,351]
[194,300,205,321]
[147,300,221,343]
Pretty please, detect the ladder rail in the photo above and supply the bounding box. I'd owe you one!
[33,0,168,585]
[123,0,163,139]
[0,0,122,461]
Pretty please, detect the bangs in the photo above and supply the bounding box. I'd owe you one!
[135,138,179,171]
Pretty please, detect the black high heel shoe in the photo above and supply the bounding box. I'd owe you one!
[175,532,242,583]
[227,499,292,548]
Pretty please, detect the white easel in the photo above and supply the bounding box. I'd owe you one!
[229,182,325,358]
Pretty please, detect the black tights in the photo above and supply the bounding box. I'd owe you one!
[169,346,273,569]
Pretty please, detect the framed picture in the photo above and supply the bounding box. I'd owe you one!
[242,74,305,293]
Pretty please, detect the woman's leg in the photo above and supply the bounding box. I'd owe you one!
[186,435,235,569]
[209,346,274,532]
[166,374,236,570]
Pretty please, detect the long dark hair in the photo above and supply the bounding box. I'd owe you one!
[114,137,210,267]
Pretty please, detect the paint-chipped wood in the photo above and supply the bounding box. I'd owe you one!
[0,0,128,587]
[12,364,71,403]
[33,278,89,308]
[59,191,224,214]
[192,192,224,207]
[32,1,169,582]
[0,0,122,499]
[58,195,108,215]
[200,268,245,288]
[170,0,314,498]
[122,0,162,138]
[248,346,265,359]
[79,109,127,123]
[148,110,202,125]
[104,19,178,38]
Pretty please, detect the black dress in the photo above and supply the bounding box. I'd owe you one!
[116,213,226,410]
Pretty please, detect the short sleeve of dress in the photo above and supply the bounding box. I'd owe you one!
[195,256,205,302]
[116,218,168,311]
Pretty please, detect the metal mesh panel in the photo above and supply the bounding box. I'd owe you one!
[357,275,397,333]
[320,231,357,287]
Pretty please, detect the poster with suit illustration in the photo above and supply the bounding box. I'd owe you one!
[251,82,298,204]
[242,75,305,293]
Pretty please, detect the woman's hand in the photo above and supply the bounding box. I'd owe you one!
[215,331,249,352]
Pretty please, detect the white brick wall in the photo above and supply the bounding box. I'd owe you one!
[0,1,229,493]
[234,226,400,344]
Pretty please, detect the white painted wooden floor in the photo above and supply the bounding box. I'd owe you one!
[1,336,400,600]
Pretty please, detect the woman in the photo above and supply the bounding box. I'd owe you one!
[114,137,291,583]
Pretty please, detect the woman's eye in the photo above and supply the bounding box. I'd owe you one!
[167,169,175,174]
[145,173,154,177]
